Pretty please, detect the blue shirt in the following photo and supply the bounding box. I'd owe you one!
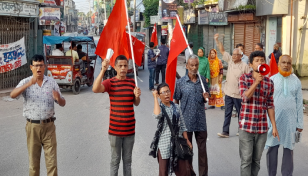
[157,45,169,65]
[241,54,249,65]
[173,75,209,132]
[147,49,156,69]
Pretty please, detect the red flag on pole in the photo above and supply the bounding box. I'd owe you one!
[126,33,145,66]
[95,0,129,67]
[269,53,279,77]
[150,23,158,47]
[166,18,188,101]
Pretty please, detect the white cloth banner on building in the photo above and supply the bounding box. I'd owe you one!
[0,37,27,73]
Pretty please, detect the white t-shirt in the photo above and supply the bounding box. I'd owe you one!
[52,49,64,56]
[185,48,193,63]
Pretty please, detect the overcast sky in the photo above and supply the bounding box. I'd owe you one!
[74,0,94,14]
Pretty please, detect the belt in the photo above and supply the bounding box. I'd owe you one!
[26,117,55,124]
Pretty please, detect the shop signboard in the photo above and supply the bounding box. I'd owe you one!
[39,7,61,25]
[150,16,160,24]
[184,9,195,24]
[198,10,209,25]
[161,25,168,36]
[161,0,178,19]
[0,1,38,17]
[209,12,228,25]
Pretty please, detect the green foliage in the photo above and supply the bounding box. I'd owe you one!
[191,0,218,7]
[143,0,159,27]
[236,4,256,11]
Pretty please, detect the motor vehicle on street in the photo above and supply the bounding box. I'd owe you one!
[43,36,97,94]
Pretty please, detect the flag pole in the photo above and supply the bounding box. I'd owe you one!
[175,15,206,94]
[124,0,138,87]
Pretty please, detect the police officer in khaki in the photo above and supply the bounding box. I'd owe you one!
[10,55,66,176]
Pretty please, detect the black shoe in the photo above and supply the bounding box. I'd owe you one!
[221,106,225,110]
[217,132,229,138]
[208,106,215,109]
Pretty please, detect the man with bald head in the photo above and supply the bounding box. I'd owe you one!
[215,33,250,137]
[265,55,303,176]
[174,55,210,175]
[268,44,282,65]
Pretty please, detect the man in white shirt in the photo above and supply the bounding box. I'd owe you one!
[65,42,79,64]
[51,44,64,56]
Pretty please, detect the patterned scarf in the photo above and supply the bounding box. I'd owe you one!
[149,101,180,175]
[208,49,220,78]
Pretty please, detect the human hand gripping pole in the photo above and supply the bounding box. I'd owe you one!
[175,14,209,102]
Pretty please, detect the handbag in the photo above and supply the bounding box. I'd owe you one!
[161,106,193,160]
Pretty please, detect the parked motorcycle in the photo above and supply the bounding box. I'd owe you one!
[103,65,117,80]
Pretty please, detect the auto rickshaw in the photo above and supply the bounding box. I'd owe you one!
[43,36,97,94]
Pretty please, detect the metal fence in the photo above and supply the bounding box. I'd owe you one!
[0,17,35,89]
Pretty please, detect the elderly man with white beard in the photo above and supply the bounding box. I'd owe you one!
[265,55,304,176]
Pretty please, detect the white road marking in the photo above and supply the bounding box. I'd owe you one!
[137,77,143,82]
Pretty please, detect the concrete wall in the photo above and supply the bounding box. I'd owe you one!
[281,0,308,76]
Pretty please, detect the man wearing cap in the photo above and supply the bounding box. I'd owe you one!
[10,54,66,176]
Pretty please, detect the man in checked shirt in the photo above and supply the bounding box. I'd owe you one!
[238,51,279,176]
[10,55,66,176]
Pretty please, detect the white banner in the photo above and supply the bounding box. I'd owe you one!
[0,37,27,73]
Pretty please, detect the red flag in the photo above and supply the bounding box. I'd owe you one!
[150,23,158,47]
[95,0,129,67]
[126,33,145,66]
[269,53,278,77]
[166,18,188,101]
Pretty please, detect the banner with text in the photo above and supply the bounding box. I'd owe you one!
[0,37,27,73]
[39,7,61,25]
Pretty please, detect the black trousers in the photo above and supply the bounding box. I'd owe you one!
[155,64,166,84]
[187,131,208,176]
[222,95,242,134]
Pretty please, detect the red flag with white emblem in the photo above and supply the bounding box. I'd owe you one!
[150,23,158,47]
[126,33,145,67]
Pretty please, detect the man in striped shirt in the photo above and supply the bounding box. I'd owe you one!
[93,55,141,176]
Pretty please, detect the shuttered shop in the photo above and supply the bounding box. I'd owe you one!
[234,23,260,57]
[203,25,232,59]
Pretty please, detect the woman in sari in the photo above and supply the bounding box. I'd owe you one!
[197,47,211,85]
[208,49,225,109]
[197,47,211,110]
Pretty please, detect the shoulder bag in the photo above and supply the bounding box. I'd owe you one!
[161,106,193,160]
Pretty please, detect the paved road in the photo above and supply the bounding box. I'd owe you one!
[1,47,308,176]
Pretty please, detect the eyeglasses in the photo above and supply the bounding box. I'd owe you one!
[32,64,44,68]
[159,90,171,95]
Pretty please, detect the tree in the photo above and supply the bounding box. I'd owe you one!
[143,0,159,27]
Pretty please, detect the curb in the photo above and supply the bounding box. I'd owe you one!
[0,88,13,98]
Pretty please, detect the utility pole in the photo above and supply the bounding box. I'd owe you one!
[133,0,136,32]
[104,0,107,25]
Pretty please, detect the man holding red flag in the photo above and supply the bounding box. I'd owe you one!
[93,0,142,175]
[150,23,158,47]
[167,16,210,176]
